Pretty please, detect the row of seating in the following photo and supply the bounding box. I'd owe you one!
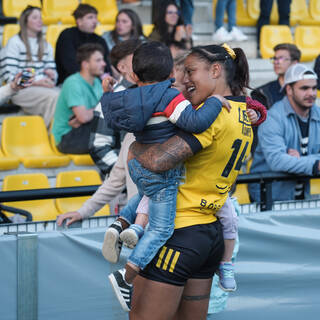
[2,0,118,25]
[0,115,94,170]
[260,25,320,61]
[213,0,320,27]
[1,23,155,51]
[2,170,110,221]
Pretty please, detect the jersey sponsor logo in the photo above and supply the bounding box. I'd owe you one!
[156,246,181,273]
[238,107,252,137]
[200,198,222,210]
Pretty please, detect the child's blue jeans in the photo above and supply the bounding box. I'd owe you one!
[119,158,182,270]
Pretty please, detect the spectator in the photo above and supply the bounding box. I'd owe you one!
[102,9,145,53]
[176,0,194,37]
[257,0,292,51]
[248,64,320,203]
[149,1,192,54]
[0,5,59,128]
[250,43,300,154]
[89,39,142,178]
[52,43,105,154]
[55,3,112,85]
[0,71,34,105]
[313,54,320,90]
[212,0,248,42]
[251,43,301,109]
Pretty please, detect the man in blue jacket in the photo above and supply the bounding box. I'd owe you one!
[249,63,320,202]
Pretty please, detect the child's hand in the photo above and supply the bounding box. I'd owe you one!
[213,95,232,112]
[247,109,259,124]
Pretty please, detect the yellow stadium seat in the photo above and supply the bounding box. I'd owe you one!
[317,90,320,99]
[236,0,256,26]
[294,26,320,62]
[290,0,309,26]
[260,25,293,59]
[1,116,70,168]
[247,0,279,25]
[2,24,20,47]
[0,149,20,170]
[42,0,79,25]
[142,24,154,36]
[2,0,41,18]
[82,0,118,25]
[2,173,60,221]
[55,170,110,216]
[49,133,94,166]
[310,179,320,195]
[308,0,320,25]
[45,24,73,53]
[95,24,115,36]
[232,184,251,204]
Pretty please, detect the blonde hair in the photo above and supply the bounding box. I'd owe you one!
[18,5,45,61]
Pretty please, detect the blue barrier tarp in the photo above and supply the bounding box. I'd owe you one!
[1,208,320,320]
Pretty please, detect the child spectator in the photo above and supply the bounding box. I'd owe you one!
[0,5,59,128]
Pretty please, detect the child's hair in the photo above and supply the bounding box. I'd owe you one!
[133,41,173,83]
[73,4,98,19]
[111,9,144,45]
[110,39,142,71]
[19,6,45,61]
[76,43,105,65]
[190,44,250,96]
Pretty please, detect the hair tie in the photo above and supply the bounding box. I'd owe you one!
[222,43,236,60]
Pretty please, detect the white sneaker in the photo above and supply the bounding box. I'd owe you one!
[229,27,248,41]
[212,27,232,43]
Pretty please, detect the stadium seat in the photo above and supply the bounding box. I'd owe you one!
[294,26,320,62]
[82,0,118,25]
[49,134,94,166]
[55,170,110,216]
[236,0,256,26]
[308,0,320,25]
[2,173,60,221]
[232,184,251,204]
[310,179,320,195]
[2,0,41,18]
[42,0,79,25]
[142,24,154,36]
[247,0,279,24]
[260,25,293,59]
[290,0,309,26]
[94,24,114,36]
[1,116,70,168]
[45,24,73,53]
[0,149,20,170]
[2,24,19,47]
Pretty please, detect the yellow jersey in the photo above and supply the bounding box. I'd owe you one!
[175,96,253,229]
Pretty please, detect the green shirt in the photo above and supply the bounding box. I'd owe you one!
[52,72,103,144]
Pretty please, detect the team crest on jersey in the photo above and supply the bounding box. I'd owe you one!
[238,107,252,137]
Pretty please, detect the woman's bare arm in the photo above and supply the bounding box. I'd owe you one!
[129,135,194,172]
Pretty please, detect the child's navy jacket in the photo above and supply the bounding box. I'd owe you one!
[101,78,223,144]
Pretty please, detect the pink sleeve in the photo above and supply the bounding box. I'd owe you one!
[136,195,149,215]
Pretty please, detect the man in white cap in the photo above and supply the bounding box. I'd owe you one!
[249,63,320,202]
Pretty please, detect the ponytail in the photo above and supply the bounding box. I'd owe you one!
[231,47,250,96]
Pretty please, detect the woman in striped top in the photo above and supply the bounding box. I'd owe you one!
[0,5,60,127]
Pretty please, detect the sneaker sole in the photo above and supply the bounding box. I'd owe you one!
[120,229,138,249]
[102,228,121,263]
[108,273,131,312]
[218,281,237,292]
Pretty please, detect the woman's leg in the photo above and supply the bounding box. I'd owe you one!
[215,0,228,29]
[226,0,236,31]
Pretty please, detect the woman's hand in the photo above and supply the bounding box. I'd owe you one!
[10,72,23,91]
[33,77,55,88]
[44,69,56,81]
[56,211,82,227]
[174,25,187,41]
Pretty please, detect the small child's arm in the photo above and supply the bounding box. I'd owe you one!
[246,96,267,126]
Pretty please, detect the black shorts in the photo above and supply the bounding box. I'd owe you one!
[139,220,224,286]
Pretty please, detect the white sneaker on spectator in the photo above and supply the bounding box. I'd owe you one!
[212,27,232,43]
[229,27,248,41]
